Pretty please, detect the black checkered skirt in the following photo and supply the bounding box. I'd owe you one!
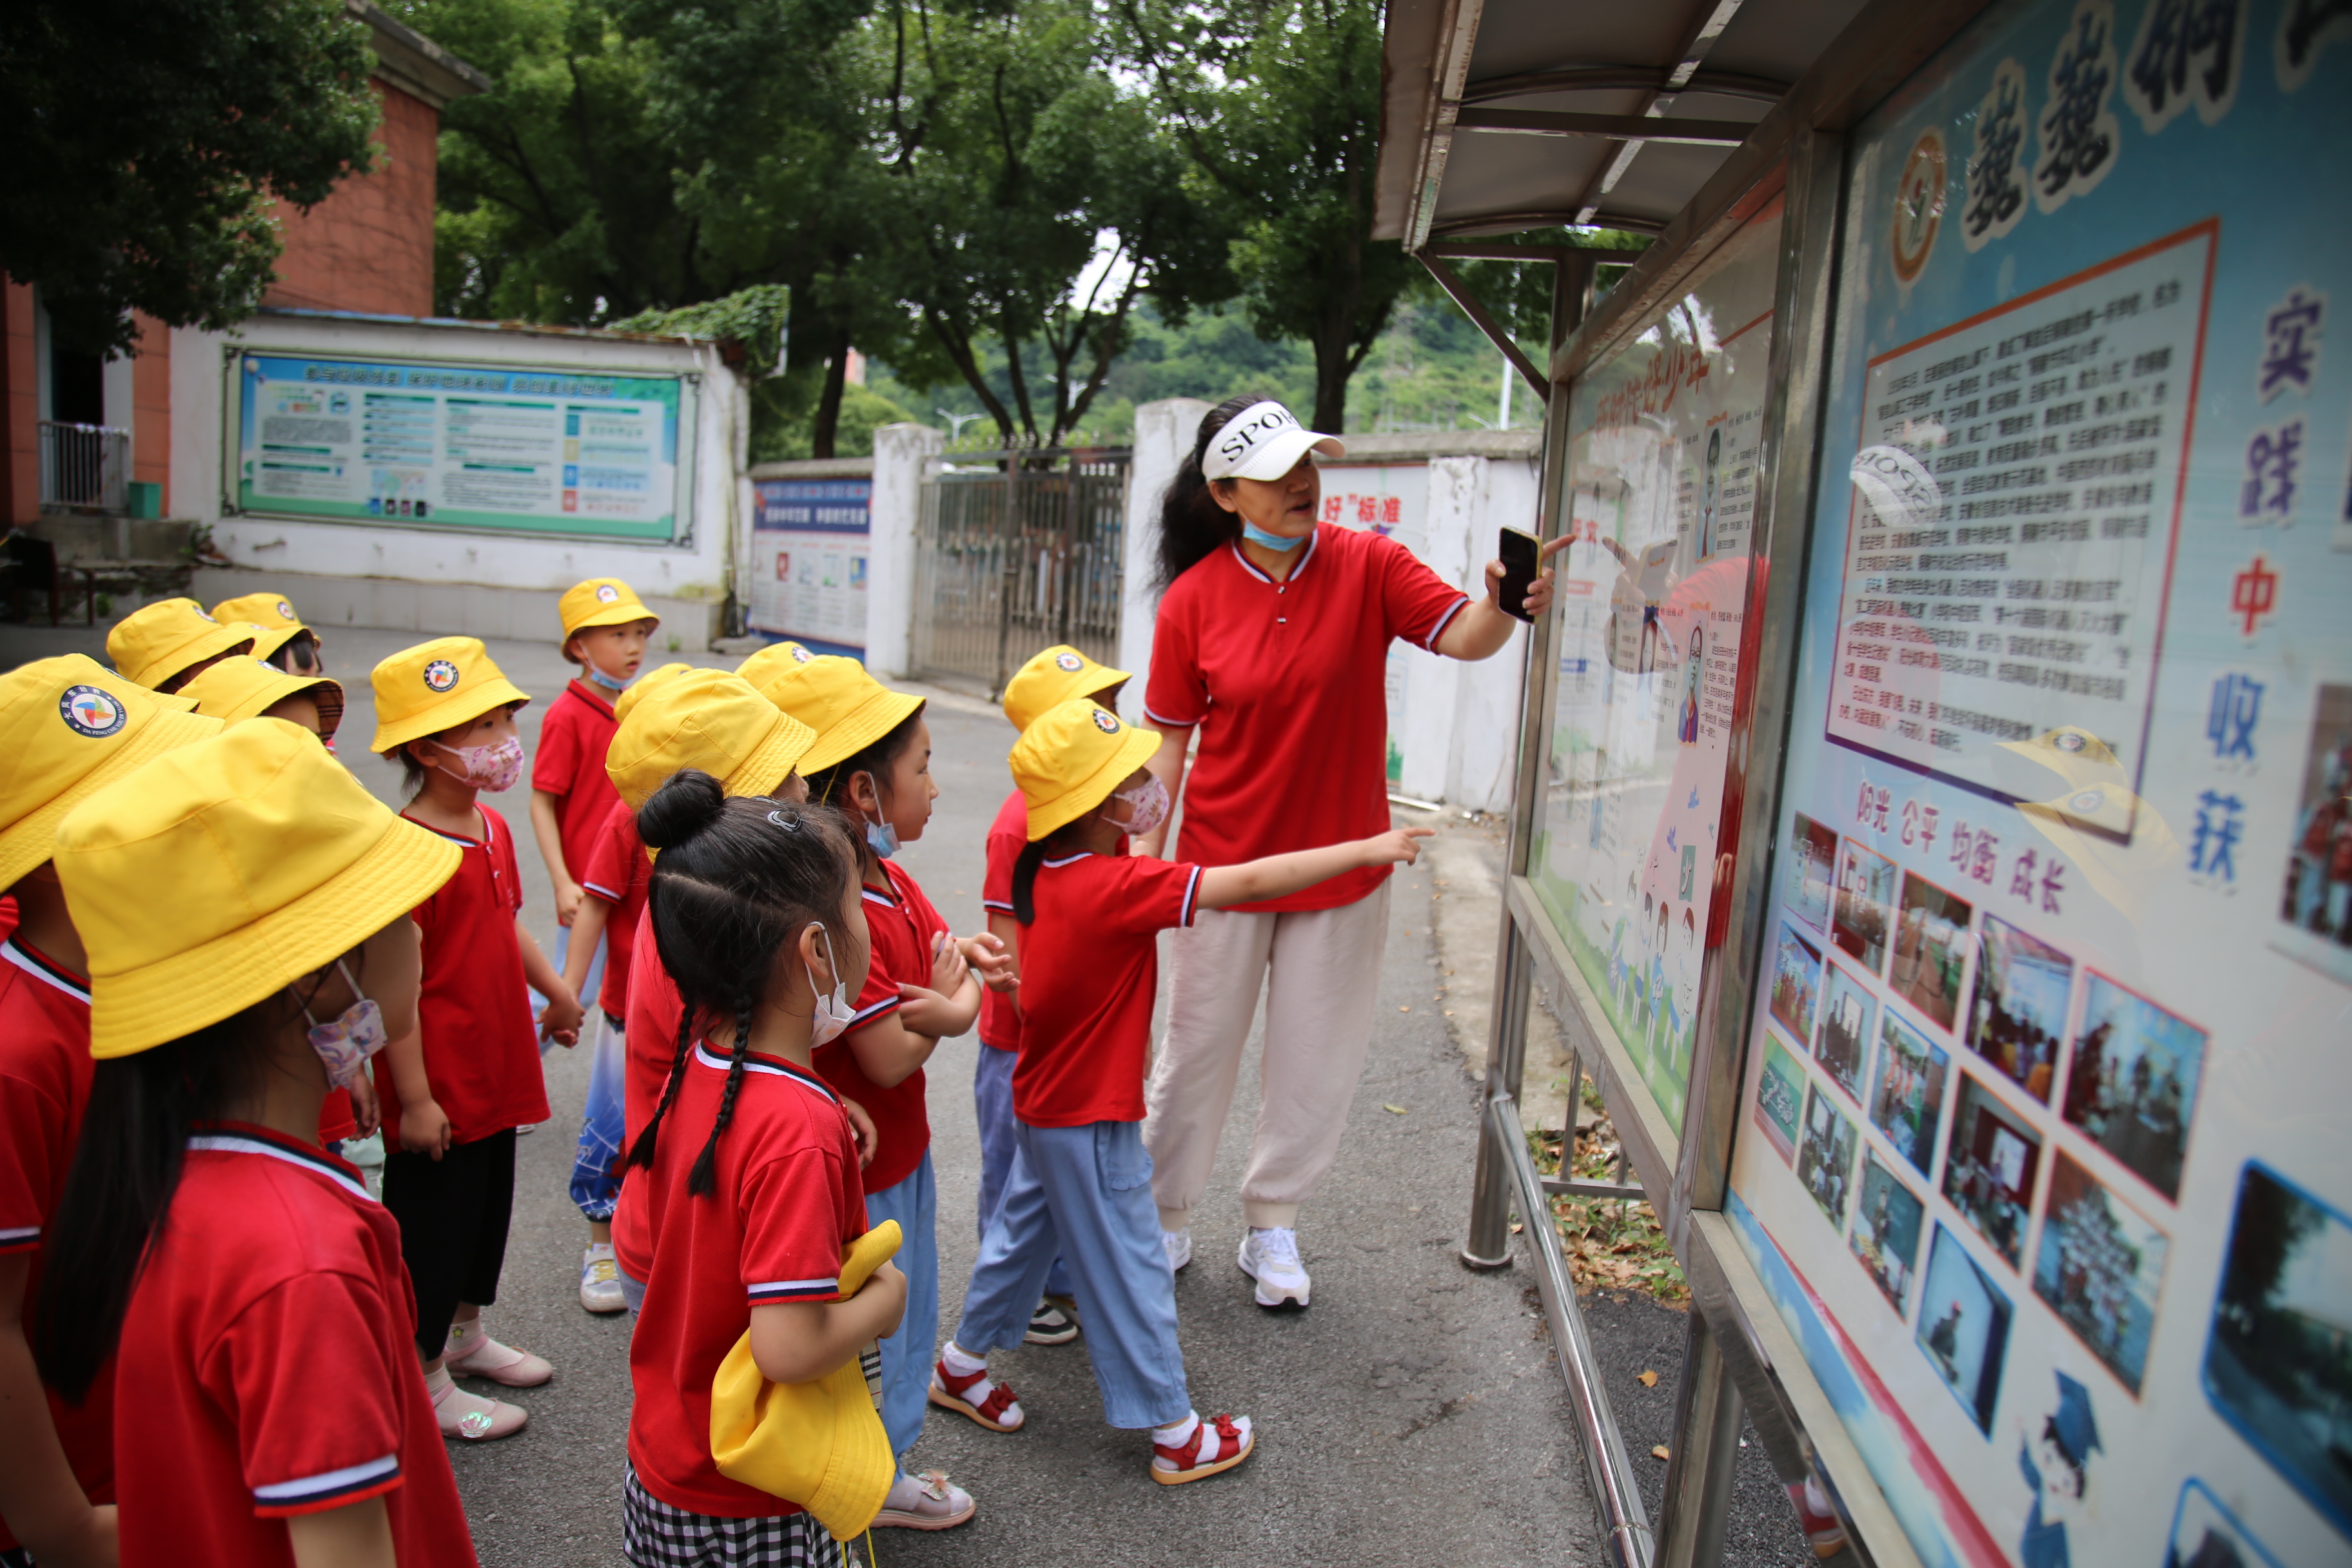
[622,1464,855,1568]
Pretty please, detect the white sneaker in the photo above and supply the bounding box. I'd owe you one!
[580,1244,625,1314]
[1237,1226,1309,1309]
[1163,1227,1192,1272]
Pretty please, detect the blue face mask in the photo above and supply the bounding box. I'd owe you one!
[583,663,635,692]
[865,818,900,859]
[1240,521,1309,552]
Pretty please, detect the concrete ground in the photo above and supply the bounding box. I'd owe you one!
[1,614,1805,1567]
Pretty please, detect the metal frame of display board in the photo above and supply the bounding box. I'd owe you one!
[1449,3,2007,1567]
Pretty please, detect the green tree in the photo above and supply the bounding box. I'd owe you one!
[0,0,382,355]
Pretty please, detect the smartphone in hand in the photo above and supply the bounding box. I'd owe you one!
[1498,527,1543,623]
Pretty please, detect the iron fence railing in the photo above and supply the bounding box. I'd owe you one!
[38,421,131,513]
[912,444,1131,696]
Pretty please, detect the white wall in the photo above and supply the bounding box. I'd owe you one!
[865,422,943,679]
[1116,397,1211,724]
[172,312,744,647]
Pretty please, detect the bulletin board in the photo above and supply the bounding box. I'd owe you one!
[747,478,872,657]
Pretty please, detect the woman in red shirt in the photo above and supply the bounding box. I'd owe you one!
[1138,394,1564,1308]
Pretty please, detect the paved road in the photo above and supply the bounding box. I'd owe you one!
[1,616,1805,1567]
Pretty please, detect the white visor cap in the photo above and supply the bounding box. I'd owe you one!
[1200,400,1345,482]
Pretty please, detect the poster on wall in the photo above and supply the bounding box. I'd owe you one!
[748,479,871,656]
[1321,462,1431,783]
[1524,201,1781,1134]
[1725,7,2352,1568]
[231,352,691,540]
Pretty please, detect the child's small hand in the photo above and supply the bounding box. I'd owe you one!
[1364,827,1436,867]
[401,1096,454,1159]
[538,984,585,1047]
[348,1070,382,1141]
[961,932,1017,992]
[841,1096,879,1168]
[928,931,969,996]
[554,878,583,927]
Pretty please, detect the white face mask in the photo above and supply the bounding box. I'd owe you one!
[808,923,854,1046]
[1113,775,1170,839]
[300,959,386,1089]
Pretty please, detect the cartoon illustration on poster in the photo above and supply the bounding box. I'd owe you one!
[1720,5,2352,1568]
[1527,202,1781,1132]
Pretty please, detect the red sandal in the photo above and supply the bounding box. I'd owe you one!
[1151,1413,1255,1484]
[927,1358,1025,1432]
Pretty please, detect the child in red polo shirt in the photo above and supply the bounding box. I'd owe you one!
[371,638,583,1442]
[0,658,215,1565]
[620,772,906,1566]
[36,718,476,1568]
[932,698,1427,1483]
[531,580,659,1306]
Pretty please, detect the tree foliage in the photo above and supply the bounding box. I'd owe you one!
[0,0,382,355]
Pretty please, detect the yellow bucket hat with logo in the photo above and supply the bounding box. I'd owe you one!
[369,638,531,755]
[210,592,312,662]
[1002,645,1130,732]
[754,657,924,778]
[710,1219,901,1538]
[735,642,819,691]
[0,656,222,892]
[107,598,258,691]
[55,719,462,1057]
[560,578,659,643]
[1012,698,1162,841]
[606,669,819,812]
[613,662,697,726]
[179,656,346,741]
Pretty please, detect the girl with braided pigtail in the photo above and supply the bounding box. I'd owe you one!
[619,771,905,1568]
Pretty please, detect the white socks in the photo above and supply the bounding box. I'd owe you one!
[1153,1412,1201,1448]
[424,1364,456,1401]
[941,1342,989,1378]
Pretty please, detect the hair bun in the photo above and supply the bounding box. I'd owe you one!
[636,769,727,850]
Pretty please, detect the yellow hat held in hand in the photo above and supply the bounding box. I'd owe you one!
[0,656,222,892]
[710,1220,901,1538]
[605,669,818,812]
[179,657,346,740]
[1012,698,1162,841]
[560,578,659,643]
[55,719,462,1058]
[735,642,819,691]
[369,638,531,755]
[1002,645,1130,732]
[210,593,313,662]
[754,656,924,777]
[612,662,697,726]
[107,598,257,691]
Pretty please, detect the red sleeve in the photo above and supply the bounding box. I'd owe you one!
[1101,857,1204,937]
[531,698,581,796]
[580,801,639,905]
[486,808,524,915]
[1143,583,1209,727]
[1374,533,1472,651]
[211,1272,409,1516]
[739,1145,856,1304]
[982,831,1023,916]
[848,899,911,1028]
[0,1060,66,1254]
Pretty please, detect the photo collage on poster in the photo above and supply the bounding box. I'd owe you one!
[1754,808,2202,1415]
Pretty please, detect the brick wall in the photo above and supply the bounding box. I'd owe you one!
[133,313,170,511]
[265,79,440,317]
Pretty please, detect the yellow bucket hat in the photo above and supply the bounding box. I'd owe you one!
[55,719,463,1057]
[605,669,819,812]
[560,578,659,643]
[369,638,532,755]
[612,662,697,726]
[179,656,346,741]
[754,656,925,777]
[1002,645,1130,732]
[711,1220,901,1538]
[210,593,313,662]
[0,656,222,892]
[1012,698,1162,841]
[735,641,819,691]
[106,598,258,690]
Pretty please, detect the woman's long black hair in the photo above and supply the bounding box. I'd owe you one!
[625,770,862,1196]
[1154,391,1282,591]
[34,1008,284,1402]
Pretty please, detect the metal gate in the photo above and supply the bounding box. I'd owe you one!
[911,444,1130,697]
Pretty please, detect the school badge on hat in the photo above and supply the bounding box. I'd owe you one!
[60,685,128,738]
[1055,651,1084,672]
[424,660,460,692]
[1092,709,1122,734]
[596,583,622,603]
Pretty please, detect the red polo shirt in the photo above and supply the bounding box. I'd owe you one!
[113,1124,476,1568]
[1014,854,1201,1125]
[532,680,621,884]
[812,859,946,1194]
[627,1046,868,1519]
[579,798,651,1021]
[378,805,548,1148]
[0,939,114,1550]
[614,914,684,1282]
[977,789,1028,1050]
[1144,525,1466,911]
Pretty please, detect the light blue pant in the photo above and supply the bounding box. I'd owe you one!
[955,1121,1190,1430]
[863,1151,939,1466]
[568,1009,627,1222]
[972,1045,1071,1298]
